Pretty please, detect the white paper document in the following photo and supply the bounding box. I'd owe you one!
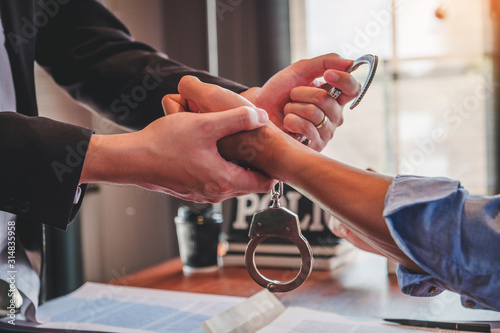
[256,307,478,333]
[204,290,500,333]
[0,282,244,332]
[1,282,498,333]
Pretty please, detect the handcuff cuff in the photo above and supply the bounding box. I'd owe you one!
[244,181,312,292]
[295,54,378,145]
[244,54,379,292]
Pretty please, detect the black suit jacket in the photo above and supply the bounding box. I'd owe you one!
[0,0,247,230]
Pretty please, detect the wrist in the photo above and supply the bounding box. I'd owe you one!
[217,122,307,182]
[80,133,141,185]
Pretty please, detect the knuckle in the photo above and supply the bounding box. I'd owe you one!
[328,110,344,127]
[203,181,225,203]
[294,59,308,68]
[161,94,170,106]
[351,80,362,96]
[335,114,344,127]
[198,116,216,134]
[310,89,325,105]
[216,176,233,196]
[240,105,254,116]
[304,104,318,119]
[218,179,232,195]
[326,128,334,141]
[253,182,274,195]
[237,106,254,129]
[338,117,344,127]
[289,87,300,101]
[328,52,341,59]
[282,116,297,133]
[283,102,293,115]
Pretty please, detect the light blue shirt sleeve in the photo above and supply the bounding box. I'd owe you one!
[384,175,500,311]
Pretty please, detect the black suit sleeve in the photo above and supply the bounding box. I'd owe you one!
[35,0,248,131]
[0,112,93,230]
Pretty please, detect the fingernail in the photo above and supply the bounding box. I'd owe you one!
[338,225,348,238]
[256,108,269,124]
[325,71,339,82]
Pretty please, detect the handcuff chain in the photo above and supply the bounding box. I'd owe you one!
[271,181,283,207]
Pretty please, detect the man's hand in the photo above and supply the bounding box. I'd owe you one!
[81,107,274,203]
[163,76,296,179]
[241,53,361,151]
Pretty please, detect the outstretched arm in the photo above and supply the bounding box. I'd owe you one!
[167,76,426,274]
[80,107,274,203]
[219,124,424,273]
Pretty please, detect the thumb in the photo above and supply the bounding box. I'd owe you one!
[178,75,255,112]
[292,53,353,83]
[203,106,269,140]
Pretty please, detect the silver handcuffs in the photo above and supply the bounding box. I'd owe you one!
[293,54,378,146]
[244,54,378,292]
[244,181,313,292]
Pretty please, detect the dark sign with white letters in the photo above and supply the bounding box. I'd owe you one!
[226,184,340,246]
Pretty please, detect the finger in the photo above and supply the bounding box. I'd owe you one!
[223,163,275,195]
[283,99,342,151]
[323,70,362,106]
[201,161,274,202]
[283,103,336,138]
[291,53,353,83]
[200,106,269,141]
[178,75,254,112]
[282,112,326,151]
[288,86,343,126]
[161,94,188,115]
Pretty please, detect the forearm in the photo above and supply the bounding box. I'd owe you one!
[285,153,415,268]
[219,124,425,273]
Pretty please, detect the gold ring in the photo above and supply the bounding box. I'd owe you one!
[315,114,328,129]
[328,87,341,99]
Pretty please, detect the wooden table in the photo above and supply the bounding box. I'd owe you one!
[111,251,500,322]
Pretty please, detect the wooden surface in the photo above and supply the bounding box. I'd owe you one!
[111,251,500,322]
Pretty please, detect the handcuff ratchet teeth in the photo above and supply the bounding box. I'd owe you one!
[291,54,378,145]
[345,54,378,110]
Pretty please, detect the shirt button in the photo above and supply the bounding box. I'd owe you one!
[16,200,31,214]
[428,287,440,295]
[464,300,476,308]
